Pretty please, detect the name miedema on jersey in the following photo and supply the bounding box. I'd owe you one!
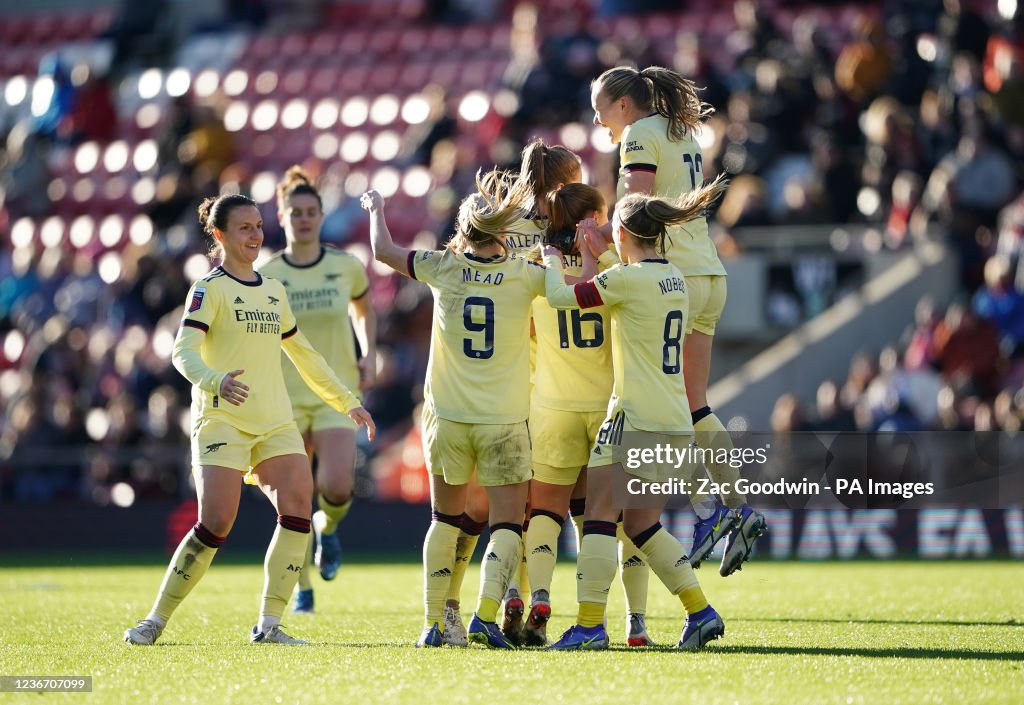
[462,268,504,285]
[234,308,281,335]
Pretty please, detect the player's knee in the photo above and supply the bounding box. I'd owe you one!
[198,508,237,537]
[317,470,354,503]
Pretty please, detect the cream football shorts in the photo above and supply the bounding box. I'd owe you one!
[684,274,727,336]
[530,403,605,485]
[191,417,306,476]
[422,404,532,487]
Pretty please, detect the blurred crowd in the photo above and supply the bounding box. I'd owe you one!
[3,0,1024,504]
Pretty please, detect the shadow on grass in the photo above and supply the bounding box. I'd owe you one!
[737,616,1021,628]
[707,644,1024,661]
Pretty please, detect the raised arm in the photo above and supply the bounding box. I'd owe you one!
[360,190,412,277]
[282,327,376,440]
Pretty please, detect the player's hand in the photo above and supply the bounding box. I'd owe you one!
[219,369,249,406]
[360,190,384,213]
[358,356,376,391]
[541,245,562,259]
[348,406,377,441]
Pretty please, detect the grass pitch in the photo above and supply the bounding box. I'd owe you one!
[1,560,1021,705]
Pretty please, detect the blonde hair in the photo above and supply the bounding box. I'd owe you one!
[276,165,322,211]
[592,65,713,141]
[449,170,533,262]
[615,175,728,255]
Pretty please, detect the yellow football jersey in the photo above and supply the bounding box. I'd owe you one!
[409,248,545,424]
[502,210,547,252]
[174,267,360,435]
[531,253,612,412]
[618,114,725,277]
[543,254,692,433]
[258,246,369,405]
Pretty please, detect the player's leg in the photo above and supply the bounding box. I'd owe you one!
[249,447,315,644]
[569,474,586,553]
[444,475,487,643]
[623,506,724,650]
[548,463,617,650]
[617,519,653,646]
[419,406,471,646]
[522,475,575,645]
[684,276,765,573]
[467,421,532,649]
[125,464,241,645]
[310,424,358,580]
[292,430,316,614]
[420,473,468,647]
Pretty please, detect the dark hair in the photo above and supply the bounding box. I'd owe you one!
[276,165,322,210]
[518,138,582,212]
[615,175,728,255]
[542,183,606,256]
[196,193,258,258]
[592,65,713,141]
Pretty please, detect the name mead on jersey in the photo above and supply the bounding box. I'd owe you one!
[462,268,504,285]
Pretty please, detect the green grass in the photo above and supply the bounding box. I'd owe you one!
[1,561,1022,705]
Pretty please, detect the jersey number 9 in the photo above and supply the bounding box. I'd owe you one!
[463,296,495,359]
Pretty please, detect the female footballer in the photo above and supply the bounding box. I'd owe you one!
[124,194,374,647]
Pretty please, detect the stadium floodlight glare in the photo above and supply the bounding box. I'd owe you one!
[4,75,27,106]
[370,95,400,126]
[129,215,154,246]
[31,75,54,117]
[401,95,430,125]
[402,166,432,197]
[341,97,369,127]
[166,68,191,97]
[72,178,95,203]
[312,99,340,129]
[40,216,64,248]
[99,215,125,248]
[343,171,369,197]
[69,216,94,248]
[137,69,163,100]
[559,123,589,152]
[3,330,25,364]
[251,100,279,131]
[131,177,156,206]
[223,101,249,132]
[589,125,617,153]
[193,69,219,98]
[250,172,277,204]
[135,104,161,130]
[458,90,489,122]
[340,133,369,163]
[11,218,34,248]
[133,140,158,173]
[370,131,401,161]
[103,141,129,173]
[371,167,400,198]
[74,142,100,174]
[313,133,339,160]
[223,69,248,96]
[281,99,309,129]
[98,252,123,284]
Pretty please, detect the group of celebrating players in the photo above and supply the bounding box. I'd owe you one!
[123,64,767,651]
